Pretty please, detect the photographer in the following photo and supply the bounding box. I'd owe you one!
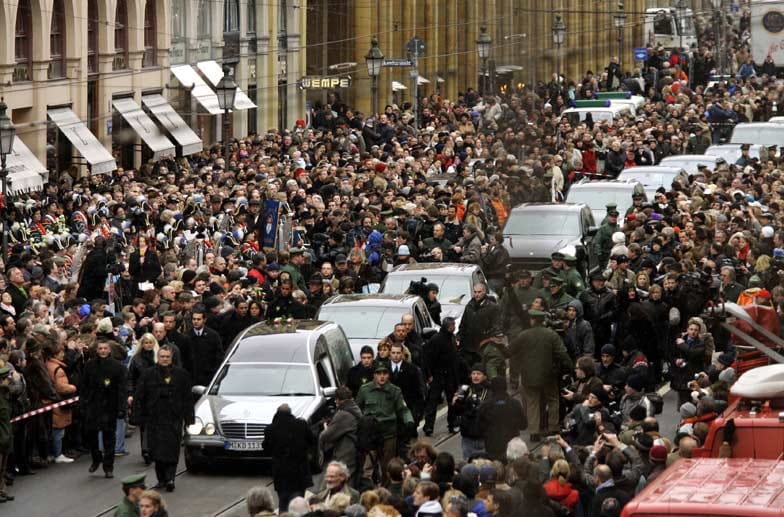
[451,364,490,460]
[563,387,612,446]
[76,236,109,302]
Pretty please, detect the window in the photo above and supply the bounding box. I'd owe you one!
[14,0,32,82]
[172,0,185,39]
[88,0,98,73]
[198,0,210,35]
[114,0,128,70]
[143,0,157,67]
[247,0,256,33]
[224,0,239,32]
[49,0,66,78]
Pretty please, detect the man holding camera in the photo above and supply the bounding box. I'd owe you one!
[452,364,491,459]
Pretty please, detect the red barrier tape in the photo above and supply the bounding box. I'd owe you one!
[11,396,79,423]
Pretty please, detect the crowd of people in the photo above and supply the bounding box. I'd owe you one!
[0,1,782,515]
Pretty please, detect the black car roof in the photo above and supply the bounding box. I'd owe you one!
[228,320,335,363]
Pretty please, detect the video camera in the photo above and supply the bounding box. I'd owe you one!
[407,277,430,299]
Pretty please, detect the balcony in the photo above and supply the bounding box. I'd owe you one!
[13,63,31,82]
[113,53,127,71]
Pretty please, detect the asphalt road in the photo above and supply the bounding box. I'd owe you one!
[9,388,680,517]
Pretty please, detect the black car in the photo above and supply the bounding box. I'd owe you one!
[502,202,597,273]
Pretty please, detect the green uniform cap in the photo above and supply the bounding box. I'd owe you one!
[374,363,389,373]
[0,366,10,379]
[605,203,618,211]
[121,473,147,488]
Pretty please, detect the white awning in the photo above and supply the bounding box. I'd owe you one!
[112,98,176,161]
[417,76,431,85]
[170,65,224,115]
[142,94,203,156]
[196,60,257,111]
[3,138,47,195]
[392,81,408,91]
[436,76,445,83]
[47,107,116,175]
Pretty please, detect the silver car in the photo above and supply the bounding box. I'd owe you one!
[184,320,353,471]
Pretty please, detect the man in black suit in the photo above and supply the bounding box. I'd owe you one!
[388,342,425,425]
[181,305,224,387]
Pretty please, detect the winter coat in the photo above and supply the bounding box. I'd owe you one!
[457,231,483,264]
[319,400,361,477]
[219,310,256,348]
[543,479,580,511]
[452,381,490,439]
[389,360,425,421]
[181,326,224,387]
[80,356,127,430]
[480,340,507,381]
[76,247,108,301]
[46,358,77,429]
[0,384,11,454]
[458,296,502,352]
[131,365,195,463]
[509,326,573,388]
[671,335,706,391]
[425,328,460,387]
[346,363,375,397]
[25,356,58,408]
[478,394,526,461]
[481,244,510,280]
[129,248,162,285]
[356,381,414,439]
[127,349,156,396]
[263,410,315,492]
[563,299,595,359]
[579,287,618,353]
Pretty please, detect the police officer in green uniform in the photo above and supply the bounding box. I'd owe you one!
[502,270,541,389]
[562,254,585,297]
[594,209,620,266]
[544,275,574,311]
[114,473,146,517]
[281,248,307,292]
[735,144,752,168]
[600,203,618,225]
[534,252,568,288]
[625,192,645,216]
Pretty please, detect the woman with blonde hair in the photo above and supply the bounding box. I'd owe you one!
[139,489,168,517]
[128,333,159,464]
[542,459,579,513]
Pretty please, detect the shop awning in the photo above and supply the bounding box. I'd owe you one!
[392,81,408,91]
[142,94,203,156]
[417,76,431,85]
[47,107,117,175]
[3,138,47,195]
[170,65,224,115]
[111,98,176,161]
[196,60,257,110]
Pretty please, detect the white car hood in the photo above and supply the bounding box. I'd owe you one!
[203,395,317,424]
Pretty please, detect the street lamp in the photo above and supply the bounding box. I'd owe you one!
[551,14,566,76]
[0,98,15,265]
[365,37,384,116]
[476,24,492,95]
[215,65,237,162]
[614,1,626,66]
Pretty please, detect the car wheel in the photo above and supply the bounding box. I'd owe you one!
[185,448,204,474]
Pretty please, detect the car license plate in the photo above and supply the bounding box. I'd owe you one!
[224,440,264,451]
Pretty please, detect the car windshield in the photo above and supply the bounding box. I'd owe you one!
[618,171,675,188]
[566,187,635,213]
[383,275,471,305]
[317,306,408,339]
[209,363,315,396]
[504,211,579,236]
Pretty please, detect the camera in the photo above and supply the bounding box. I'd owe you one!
[457,385,469,399]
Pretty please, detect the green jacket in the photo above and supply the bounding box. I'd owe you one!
[534,267,567,288]
[594,222,619,263]
[544,289,574,311]
[0,385,11,454]
[481,341,507,380]
[564,267,585,297]
[509,326,573,388]
[281,264,306,292]
[114,497,139,517]
[501,286,541,335]
[356,381,413,439]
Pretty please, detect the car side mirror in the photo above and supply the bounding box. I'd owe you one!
[322,387,337,398]
[192,385,207,396]
[422,327,438,339]
[587,226,599,236]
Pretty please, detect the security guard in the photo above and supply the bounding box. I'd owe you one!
[625,192,645,216]
[594,209,620,265]
[544,275,574,311]
[534,252,568,288]
[115,473,146,517]
[562,254,585,297]
[600,203,618,225]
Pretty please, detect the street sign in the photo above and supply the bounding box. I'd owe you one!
[633,47,648,61]
[383,58,415,67]
[406,36,426,56]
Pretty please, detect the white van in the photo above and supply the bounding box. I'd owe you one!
[644,7,697,50]
[561,104,632,126]
[609,96,646,116]
[705,144,769,164]
[730,123,783,156]
[660,155,723,175]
